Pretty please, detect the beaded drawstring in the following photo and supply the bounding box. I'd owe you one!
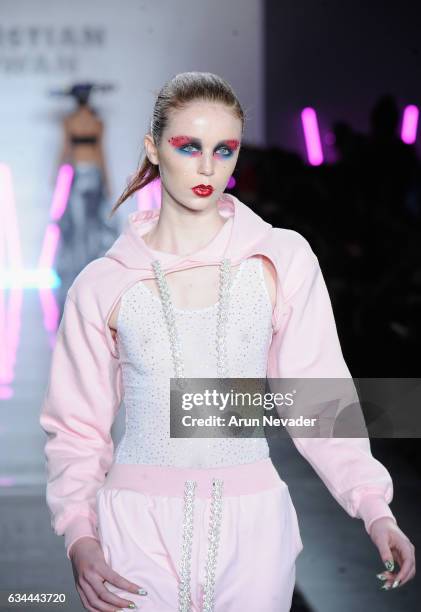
[178,478,224,612]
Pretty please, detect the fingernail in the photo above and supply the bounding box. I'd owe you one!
[376,573,387,581]
[128,604,137,609]
[138,588,148,596]
[381,583,391,590]
[384,559,394,571]
[392,579,400,589]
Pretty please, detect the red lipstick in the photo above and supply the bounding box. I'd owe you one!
[192,184,214,197]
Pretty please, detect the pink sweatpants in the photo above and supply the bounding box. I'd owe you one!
[96,458,303,611]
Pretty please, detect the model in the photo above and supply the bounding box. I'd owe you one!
[54,83,119,316]
[40,72,415,612]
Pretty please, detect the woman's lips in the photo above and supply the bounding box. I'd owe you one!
[192,185,214,197]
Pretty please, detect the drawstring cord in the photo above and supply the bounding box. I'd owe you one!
[178,478,224,612]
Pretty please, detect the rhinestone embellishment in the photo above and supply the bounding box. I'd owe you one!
[151,258,233,390]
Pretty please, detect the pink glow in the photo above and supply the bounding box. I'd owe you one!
[39,180,66,334]
[39,288,60,333]
[0,165,23,392]
[227,176,236,189]
[50,164,74,221]
[137,177,162,210]
[38,225,61,332]
[0,386,13,399]
[401,105,419,144]
[0,164,23,266]
[39,223,60,269]
[301,107,324,165]
[0,476,16,486]
[0,288,23,387]
[324,131,336,146]
[0,164,63,386]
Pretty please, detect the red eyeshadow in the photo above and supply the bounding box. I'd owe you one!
[168,136,191,147]
[225,140,240,150]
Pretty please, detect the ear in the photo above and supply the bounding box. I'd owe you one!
[144,134,159,165]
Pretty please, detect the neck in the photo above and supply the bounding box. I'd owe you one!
[143,199,226,256]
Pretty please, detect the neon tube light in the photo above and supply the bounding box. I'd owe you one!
[301,107,324,166]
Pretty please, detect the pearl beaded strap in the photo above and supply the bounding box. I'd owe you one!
[151,258,233,387]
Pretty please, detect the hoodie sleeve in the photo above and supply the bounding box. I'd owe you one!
[273,236,397,535]
[39,288,122,559]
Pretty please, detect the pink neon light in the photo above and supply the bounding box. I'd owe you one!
[39,165,74,335]
[0,164,23,266]
[137,177,162,210]
[50,164,74,221]
[39,223,60,269]
[0,386,13,399]
[39,288,60,333]
[0,164,23,391]
[38,224,61,331]
[39,164,76,335]
[301,107,324,166]
[401,105,419,144]
[0,288,23,385]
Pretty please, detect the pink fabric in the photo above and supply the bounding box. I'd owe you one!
[96,463,303,612]
[39,192,397,560]
[102,458,280,498]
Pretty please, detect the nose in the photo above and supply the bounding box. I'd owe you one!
[197,150,215,176]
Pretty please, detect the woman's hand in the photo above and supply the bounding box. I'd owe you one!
[69,537,147,611]
[369,517,416,589]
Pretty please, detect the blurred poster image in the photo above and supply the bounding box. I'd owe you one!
[52,83,120,314]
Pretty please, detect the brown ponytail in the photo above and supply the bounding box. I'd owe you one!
[108,71,247,219]
[108,157,159,218]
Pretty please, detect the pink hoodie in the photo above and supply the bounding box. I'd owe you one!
[39,192,396,559]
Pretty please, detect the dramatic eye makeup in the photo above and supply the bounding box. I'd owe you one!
[168,136,240,158]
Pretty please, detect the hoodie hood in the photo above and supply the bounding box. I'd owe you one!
[104,192,273,271]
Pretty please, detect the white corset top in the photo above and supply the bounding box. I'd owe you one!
[114,256,274,468]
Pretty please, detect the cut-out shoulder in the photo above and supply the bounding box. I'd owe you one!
[107,257,277,340]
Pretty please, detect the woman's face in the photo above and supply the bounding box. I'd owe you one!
[144,100,242,209]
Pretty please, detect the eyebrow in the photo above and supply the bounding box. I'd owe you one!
[168,135,240,148]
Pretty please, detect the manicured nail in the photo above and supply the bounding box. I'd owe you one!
[392,579,400,589]
[138,588,148,596]
[376,573,387,581]
[128,604,137,609]
[384,559,394,571]
[381,583,391,590]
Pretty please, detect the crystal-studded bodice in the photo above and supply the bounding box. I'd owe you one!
[114,256,273,468]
